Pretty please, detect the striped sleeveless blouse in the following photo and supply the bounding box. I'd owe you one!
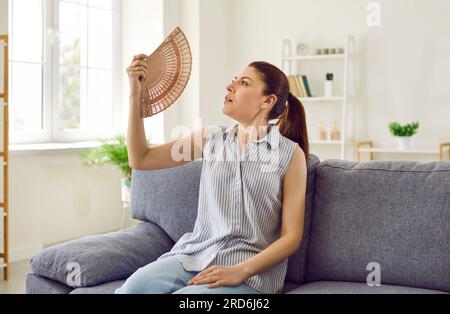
[156,122,298,294]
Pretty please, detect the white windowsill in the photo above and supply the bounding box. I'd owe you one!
[9,141,105,156]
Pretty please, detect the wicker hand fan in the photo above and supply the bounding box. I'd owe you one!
[140,26,192,119]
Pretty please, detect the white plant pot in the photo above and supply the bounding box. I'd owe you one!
[121,178,131,203]
[397,136,411,151]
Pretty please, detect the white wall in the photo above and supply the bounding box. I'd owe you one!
[119,0,165,144]
[219,0,450,161]
[165,0,450,161]
[8,151,131,261]
[159,0,235,135]
[198,0,233,128]
[119,0,205,141]
[165,0,202,134]
[362,0,450,159]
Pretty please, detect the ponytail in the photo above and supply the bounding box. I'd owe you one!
[247,61,309,163]
[277,92,310,163]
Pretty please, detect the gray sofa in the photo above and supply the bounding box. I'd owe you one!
[26,155,450,294]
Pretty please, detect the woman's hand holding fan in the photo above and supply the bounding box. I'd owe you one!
[127,54,149,99]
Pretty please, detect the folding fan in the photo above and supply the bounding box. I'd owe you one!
[140,26,192,118]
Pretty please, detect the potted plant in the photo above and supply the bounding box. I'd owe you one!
[388,121,419,150]
[82,135,151,203]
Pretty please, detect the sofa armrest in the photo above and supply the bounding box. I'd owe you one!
[29,221,174,288]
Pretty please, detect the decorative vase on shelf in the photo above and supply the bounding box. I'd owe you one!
[318,121,328,141]
[325,73,333,98]
[331,121,341,141]
[396,136,411,151]
[121,178,131,203]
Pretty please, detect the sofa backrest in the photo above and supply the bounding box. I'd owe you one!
[306,159,450,292]
[130,154,320,285]
[131,160,203,242]
[285,154,320,284]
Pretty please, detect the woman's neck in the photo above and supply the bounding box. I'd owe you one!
[236,121,270,145]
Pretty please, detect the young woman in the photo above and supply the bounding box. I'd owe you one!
[115,54,308,294]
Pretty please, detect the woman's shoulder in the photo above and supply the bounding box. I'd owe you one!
[273,128,305,166]
[270,125,297,150]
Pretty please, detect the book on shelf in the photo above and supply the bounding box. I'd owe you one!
[287,75,312,98]
[301,75,312,97]
[297,75,307,97]
[287,75,302,97]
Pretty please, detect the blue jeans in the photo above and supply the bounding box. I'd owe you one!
[114,255,262,294]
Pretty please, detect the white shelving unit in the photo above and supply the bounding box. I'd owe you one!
[281,35,354,160]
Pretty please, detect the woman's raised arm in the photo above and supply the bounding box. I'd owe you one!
[126,53,209,170]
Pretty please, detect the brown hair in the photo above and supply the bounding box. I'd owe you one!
[249,61,309,163]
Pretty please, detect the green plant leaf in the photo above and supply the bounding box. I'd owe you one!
[388,121,420,137]
[81,134,147,181]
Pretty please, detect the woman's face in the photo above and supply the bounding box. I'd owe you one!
[223,66,276,123]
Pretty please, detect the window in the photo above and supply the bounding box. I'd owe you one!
[9,0,120,144]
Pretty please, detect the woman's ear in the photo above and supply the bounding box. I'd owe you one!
[261,95,277,110]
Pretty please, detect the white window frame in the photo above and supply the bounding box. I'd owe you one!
[9,0,121,145]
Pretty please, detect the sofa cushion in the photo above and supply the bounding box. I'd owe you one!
[26,273,73,294]
[70,279,126,294]
[306,160,450,292]
[286,281,448,294]
[281,281,302,294]
[285,154,320,284]
[29,221,174,287]
[130,160,203,242]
